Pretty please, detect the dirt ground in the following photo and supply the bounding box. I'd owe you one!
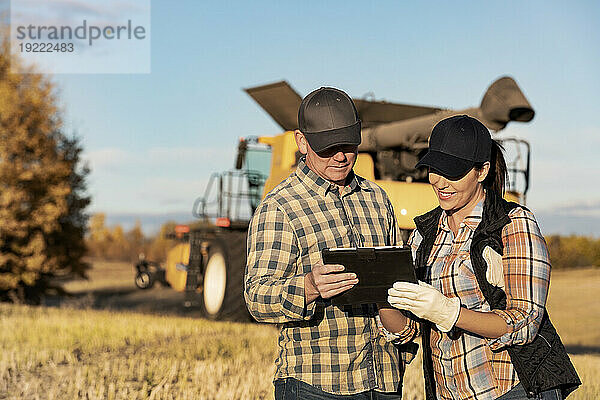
[44,260,206,318]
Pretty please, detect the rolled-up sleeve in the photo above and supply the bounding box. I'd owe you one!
[244,200,316,323]
[376,314,419,345]
[488,207,550,350]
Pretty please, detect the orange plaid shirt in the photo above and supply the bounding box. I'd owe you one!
[409,199,551,400]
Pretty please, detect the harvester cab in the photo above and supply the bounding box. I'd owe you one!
[192,137,271,228]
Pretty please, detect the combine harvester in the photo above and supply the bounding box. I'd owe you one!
[134,77,534,321]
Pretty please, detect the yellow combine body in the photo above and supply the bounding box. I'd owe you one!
[165,243,191,292]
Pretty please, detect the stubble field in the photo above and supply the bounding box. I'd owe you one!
[0,261,598,399]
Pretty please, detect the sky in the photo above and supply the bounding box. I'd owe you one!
[4,0,600,235]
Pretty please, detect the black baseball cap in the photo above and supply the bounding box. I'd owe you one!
[416,115,492,180]
[298,87,361,153]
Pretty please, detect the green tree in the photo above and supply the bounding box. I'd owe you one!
[0,40,90,303]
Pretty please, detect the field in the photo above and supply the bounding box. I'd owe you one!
[0,262,599,399]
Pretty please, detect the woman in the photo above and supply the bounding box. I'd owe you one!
[379,115,580,400]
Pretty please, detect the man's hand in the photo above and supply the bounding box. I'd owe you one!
[304,262,358,304]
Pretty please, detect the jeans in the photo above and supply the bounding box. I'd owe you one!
[496,383,563,400]
[274,378,402,400]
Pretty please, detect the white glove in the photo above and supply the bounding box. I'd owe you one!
[388,281,461,332]
[483,246,505,289]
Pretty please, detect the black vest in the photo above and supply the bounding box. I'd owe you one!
[413,194,580,399]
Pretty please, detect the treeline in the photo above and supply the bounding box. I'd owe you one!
[546,235,600,270]
[86,215,600,270]
[86,213,178,263]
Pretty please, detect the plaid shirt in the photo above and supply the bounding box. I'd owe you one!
[409,199,551,400]
[245,158,417,395]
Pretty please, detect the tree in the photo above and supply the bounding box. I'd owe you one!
[146,221,178,262]
[126,220,145,260]
[0,40,91,303]
[87,213,110,257]
[86,215,149,261]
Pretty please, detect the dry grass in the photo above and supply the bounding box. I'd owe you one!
[0,305,278,399]
[546,268,600,348]
[66,260,135,291]
[0,263,598,399]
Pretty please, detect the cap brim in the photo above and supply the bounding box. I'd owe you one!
[415,150,474,180]
[303,120,361,153]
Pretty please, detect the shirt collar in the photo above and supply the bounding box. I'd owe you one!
[295,157,370,197]
[439,197,485,233]
[463,199,484,232]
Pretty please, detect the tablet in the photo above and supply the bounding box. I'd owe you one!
[321,246,417,306]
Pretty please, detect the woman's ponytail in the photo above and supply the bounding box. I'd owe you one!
[479,140,508,197]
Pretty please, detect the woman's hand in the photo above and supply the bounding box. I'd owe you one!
[388,281,461,332]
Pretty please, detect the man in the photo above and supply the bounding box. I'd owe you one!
[244,87,417,399]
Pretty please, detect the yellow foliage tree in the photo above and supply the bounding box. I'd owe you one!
[87,215,150,262]
[146,221,178,262]
[0,40,90,303]
[546,235,600,269]
[126,220,145,260]
[87,213,110,257]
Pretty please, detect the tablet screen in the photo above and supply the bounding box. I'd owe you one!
[322,246,417,306]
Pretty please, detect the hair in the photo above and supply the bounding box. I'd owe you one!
[475,140,508,197]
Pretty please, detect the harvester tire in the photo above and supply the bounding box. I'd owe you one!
[200,231,250,321]
[135,270,154,290]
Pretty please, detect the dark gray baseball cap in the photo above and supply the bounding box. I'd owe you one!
[416,115,492,179]
[298,87,361,153]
